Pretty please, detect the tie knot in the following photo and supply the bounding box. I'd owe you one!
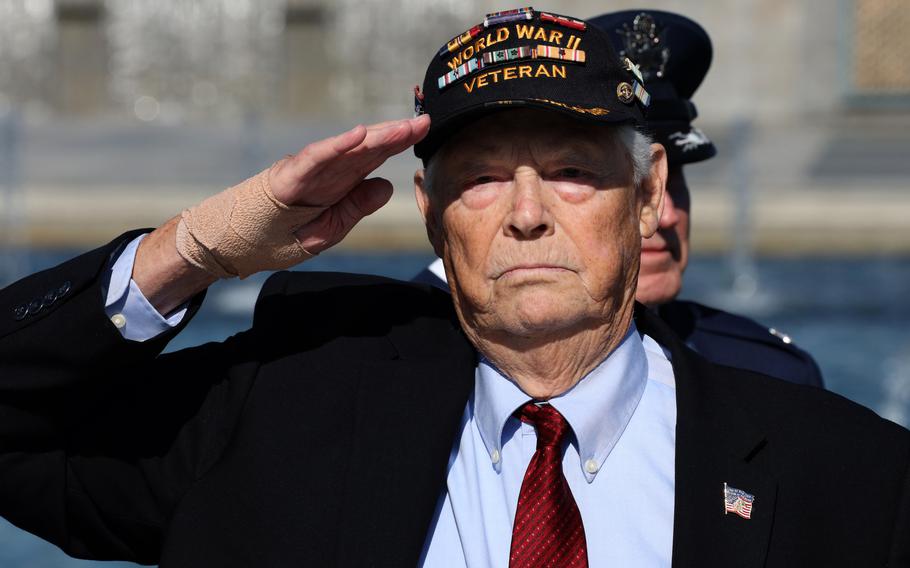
[516,402,570,449]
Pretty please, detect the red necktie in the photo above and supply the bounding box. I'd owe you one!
[509,402,588,568]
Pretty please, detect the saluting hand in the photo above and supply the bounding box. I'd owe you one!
[269,115,430,254]
[133,115,430,315]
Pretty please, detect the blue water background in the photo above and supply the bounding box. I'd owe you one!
[2,250,909,567]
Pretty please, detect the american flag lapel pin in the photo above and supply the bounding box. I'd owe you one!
[723,482,755,519]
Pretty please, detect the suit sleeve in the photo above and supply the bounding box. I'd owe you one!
[0,232,261,564]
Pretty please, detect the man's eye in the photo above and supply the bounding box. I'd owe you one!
[470,175,497,186]
[555,168,586,179]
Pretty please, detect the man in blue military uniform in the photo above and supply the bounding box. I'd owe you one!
[413,9,824,388]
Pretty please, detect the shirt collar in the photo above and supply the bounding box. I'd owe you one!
[473,324,649,482]
[427,258,447,281]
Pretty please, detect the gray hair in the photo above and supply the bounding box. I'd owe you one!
[616,125,655,189]
[422,124,654,201]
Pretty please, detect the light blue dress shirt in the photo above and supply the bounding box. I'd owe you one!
[420,328,677,568]
[106,237,677,566]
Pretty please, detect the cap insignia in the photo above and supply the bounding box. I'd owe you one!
[668,128,711,152]
[617,12,669,80]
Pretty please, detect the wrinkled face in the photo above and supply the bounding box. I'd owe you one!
[415,109,664,341]
[637,166,690,307]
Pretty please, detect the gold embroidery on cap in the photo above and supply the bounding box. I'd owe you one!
[529,99,611,116]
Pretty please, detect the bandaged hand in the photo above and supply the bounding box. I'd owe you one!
[176,115,430,279]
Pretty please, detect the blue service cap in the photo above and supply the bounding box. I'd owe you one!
[588,10,717,166]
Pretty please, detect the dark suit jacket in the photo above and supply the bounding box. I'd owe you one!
[1,234,909,567]
[414,267,825,388]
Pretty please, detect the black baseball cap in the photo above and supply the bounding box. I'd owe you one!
[588,10,717,166]
[413,7,652,161]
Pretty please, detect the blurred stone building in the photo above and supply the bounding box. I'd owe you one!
[0,0,908,252]
[5,0,908,121]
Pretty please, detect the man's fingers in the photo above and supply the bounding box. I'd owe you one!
[345,177,395,217]
[278,116,428,207]
[314,115,430,189]
[345,116,429,164]
[365,119,408,132]
[410,113,431,138]
[296,124,369,172]
[269,124,369,203]
[293,177,394,254]
[306,115,429,179]
[292,117,420,178]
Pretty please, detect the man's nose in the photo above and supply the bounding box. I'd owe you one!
[659,190,681,228]
[503,174,554,239]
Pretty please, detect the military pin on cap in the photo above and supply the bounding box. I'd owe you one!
[616,81,635,104]
[413,85,425,116]
[623,57,644,83]
[619,57,650,106]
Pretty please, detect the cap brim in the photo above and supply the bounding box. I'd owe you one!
[415,98,639,161]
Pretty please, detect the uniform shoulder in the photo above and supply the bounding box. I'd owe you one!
[676,300,789,342]
[667,299,812,352]
[661,300,824,387]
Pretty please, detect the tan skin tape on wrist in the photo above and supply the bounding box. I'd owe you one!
[175,167,325,279]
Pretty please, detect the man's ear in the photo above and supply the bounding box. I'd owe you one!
[414,169,445,257]
[639,143,667,238]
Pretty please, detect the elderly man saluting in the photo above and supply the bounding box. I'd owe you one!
[1,8,908,568]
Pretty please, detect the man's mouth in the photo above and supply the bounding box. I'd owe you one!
[641,240,670,254]
[497,264,571,278]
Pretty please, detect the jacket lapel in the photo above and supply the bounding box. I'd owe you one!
[334,322,476,567]
[636,306,778,568]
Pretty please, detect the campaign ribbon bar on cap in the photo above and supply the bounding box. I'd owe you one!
[535,45,586,63]
[437,24,484,58]
[438,57,485,89]
[484,7,533,27]
[482,45,534,65]
[539,12,587,31]
[633,80,651,106]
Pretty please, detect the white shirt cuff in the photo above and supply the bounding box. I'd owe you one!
[104,233,187,342]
